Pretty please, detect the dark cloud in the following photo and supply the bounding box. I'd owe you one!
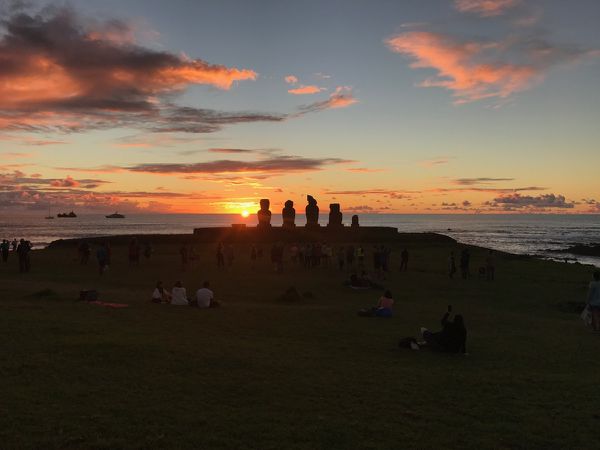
[126,155,353,176]
[453,177,514,185]
[488,193,575,210]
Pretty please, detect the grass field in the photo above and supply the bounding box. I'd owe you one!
[1,237,599,449]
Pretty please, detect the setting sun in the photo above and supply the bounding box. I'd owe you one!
[241,210,249,218]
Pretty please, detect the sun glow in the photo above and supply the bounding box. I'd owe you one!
[241,210,249,218]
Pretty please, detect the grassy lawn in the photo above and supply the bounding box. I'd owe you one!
[1,237,598,449]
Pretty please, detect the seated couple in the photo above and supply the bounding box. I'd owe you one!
[358,290,394,318]
[151,280,219,308]
[399,307,467,354]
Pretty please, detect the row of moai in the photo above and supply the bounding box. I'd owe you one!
[257,195,360,229]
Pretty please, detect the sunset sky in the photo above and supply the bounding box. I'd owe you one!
[1,0,599,214]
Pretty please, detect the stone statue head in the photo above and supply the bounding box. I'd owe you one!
[259,199,270,210]
[307,195,317,206]
[284,200,294,209]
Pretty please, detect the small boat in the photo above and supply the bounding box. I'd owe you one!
[106,212,125,219]
[57,211,77,218]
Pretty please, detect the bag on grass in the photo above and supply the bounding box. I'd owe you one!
[79,290,98,302]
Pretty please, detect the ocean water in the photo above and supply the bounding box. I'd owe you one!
[1,213,599,266]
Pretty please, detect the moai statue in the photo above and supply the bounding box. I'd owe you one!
[327,203,343,228]
[351,214,360,229]
[257,199,272,229]
[282,200,296,229]
[305,195,320,228]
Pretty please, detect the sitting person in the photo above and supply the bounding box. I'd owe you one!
[151,281,171,303]
[358,290,394,317]
[170,280,189,306]
[415,307,467,354]
[191,281,219,308]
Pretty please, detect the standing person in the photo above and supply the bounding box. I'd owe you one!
[485,250,495,281]
[337,246,345,271]
[382,246,391,275]
[356,246,365,268]
[129,238,140,266]
[587,271,600,332]
[400,248,409,272]
[216,242,225,268]
[226,243,234,267]
[11,238,18,252]
[460,248,470,279]
[96,244,108,276]
[17,239,30,273]
[373,245,382,279]
[1,239,9,263]
[179,243,189,272]
[346,245,355,270]
[144,242,153,260]
[79,241,91,265]
[448,251,457,279]
[250,244,257,270]
[290,243,298,265]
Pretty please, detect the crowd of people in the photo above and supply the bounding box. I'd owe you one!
[151,280,219,308]
[1,238,33,273]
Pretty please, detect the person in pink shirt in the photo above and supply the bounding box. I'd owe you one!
[358,290,394,317]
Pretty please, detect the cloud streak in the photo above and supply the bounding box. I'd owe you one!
[454,0,520,17]
[385,30,597,104]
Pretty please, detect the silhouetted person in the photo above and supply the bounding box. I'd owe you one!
[11,239,17,251]
[346,245,355,269]
[171,280,189,306]
[250,244,257,270]
[448,251,457,279]
[421,308,467,354]
[485,250,495,281]
[587,271,600,332]
[460,248,470,279]
[1,239,9,263]
[216,242,225,268]
[180,243,189,272]
[337,246,345,271]
[226,243,234,267]
[400,248,409,271]
[79,241,90,265]
[96,244,108,275]
[129,238,140,266]
[17,239,31,273]
[144,242,153,259]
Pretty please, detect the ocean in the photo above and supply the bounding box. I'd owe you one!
[1,213,599,267]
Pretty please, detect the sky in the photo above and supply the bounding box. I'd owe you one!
[1,0,599,215]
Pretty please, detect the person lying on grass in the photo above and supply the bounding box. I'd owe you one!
[151,280,171,304]
[399,306,467,354]
[170,280,189,306]
[358,290,394,317]
[346,271,383,289]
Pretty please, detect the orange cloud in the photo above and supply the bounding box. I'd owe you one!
[386,31,539,103]
[284,75,299,84]
[297,87,357,113]
[0,6,257,133]
[287,85,325,95]
[454,0,520,17]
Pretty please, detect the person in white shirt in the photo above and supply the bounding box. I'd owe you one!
[194,281,218,308]
[151,281,170,303]
[170,280,188,306]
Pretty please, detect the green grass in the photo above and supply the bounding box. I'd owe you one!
[1,239,599,449]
